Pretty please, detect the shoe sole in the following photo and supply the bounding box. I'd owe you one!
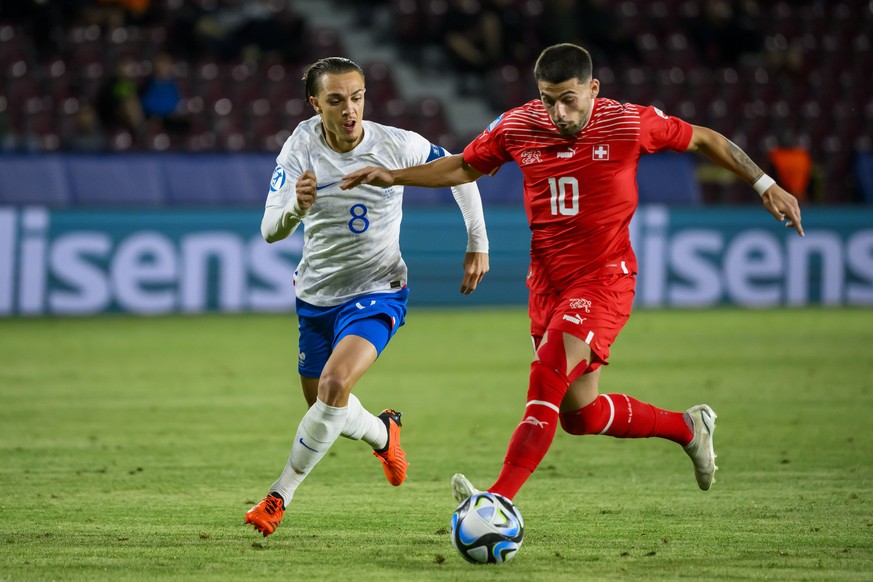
[689,405,717,491]
[451,473,478,503]
[244,496,284,537]
[244,515,279,537]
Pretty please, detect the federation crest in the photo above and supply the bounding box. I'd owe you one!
[569,297,591,312]
[520,149,542,165]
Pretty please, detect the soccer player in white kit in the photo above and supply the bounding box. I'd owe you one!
[244,57,490,537]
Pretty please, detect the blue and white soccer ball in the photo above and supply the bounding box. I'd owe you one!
[450,492,524,564]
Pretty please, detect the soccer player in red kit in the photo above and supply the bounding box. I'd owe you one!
[342,43,804,503]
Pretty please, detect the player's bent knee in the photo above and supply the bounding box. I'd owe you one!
[558,395,607,435]
[559,410,585,435]
[535,329,588,385]
[317,374,353,406]
[527,360,570,407]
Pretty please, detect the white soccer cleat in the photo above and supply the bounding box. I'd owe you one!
[451,473,480,503]
[683,404,718,491]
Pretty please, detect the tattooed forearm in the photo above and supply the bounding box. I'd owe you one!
[688,126,768,184]
[727,139,764,183]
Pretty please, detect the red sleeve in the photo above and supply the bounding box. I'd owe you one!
[638,105,693,154]
[462,114,513,175]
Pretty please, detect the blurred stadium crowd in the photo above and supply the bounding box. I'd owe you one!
[1,0,871,204]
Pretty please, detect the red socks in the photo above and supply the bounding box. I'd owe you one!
[488,361,569,500]
[559,394,692,445]
[485,330,693,502]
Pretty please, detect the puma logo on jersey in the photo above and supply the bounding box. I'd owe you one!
[557,147,576,159]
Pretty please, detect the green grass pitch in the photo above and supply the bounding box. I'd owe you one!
[1,308,871,581]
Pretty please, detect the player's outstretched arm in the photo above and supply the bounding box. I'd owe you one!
[686,125,804,237]
[448,174,489,295]
[341,154,483,190]
[340,166,394,188]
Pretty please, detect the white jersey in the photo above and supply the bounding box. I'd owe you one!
[263,116,472,307]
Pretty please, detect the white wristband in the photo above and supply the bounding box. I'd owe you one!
[752,174,776,197]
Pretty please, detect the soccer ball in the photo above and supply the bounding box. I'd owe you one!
[450,492,524,564]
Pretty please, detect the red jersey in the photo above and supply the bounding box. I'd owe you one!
[463,97,693,293]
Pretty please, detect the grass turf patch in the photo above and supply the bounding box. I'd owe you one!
[1,308,871,580]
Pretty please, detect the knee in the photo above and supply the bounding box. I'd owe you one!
[535,329,588,384]
[558,411,576,434]
[317,374,352,406]
[535,338,567,381]
[559,396,604,435]
[528,360,570,405]
[559,411,582,435]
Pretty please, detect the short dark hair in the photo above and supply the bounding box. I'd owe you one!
[302,57,365,99]
[534,44,593,85]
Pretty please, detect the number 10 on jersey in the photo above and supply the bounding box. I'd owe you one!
[548,176,579,216]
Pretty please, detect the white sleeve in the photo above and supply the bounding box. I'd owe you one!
[261,158,306,243]
[400,131,490,254]
[450,181,489,253]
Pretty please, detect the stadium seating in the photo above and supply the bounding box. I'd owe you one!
[0,3,453,162]
[1,1,870,205]
[383,0,872,204]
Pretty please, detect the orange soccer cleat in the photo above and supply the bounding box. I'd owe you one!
[244,493,285,537]
[373,409,409,486]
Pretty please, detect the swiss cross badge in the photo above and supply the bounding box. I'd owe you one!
[592,145,610,160]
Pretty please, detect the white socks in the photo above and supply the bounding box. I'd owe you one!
[269,395,389,505]
[341,394,388,450]
[270,398,348,504]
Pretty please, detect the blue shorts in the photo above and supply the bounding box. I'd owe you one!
[296,288,409,378]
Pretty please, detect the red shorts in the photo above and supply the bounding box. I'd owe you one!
[528,273,636,374]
